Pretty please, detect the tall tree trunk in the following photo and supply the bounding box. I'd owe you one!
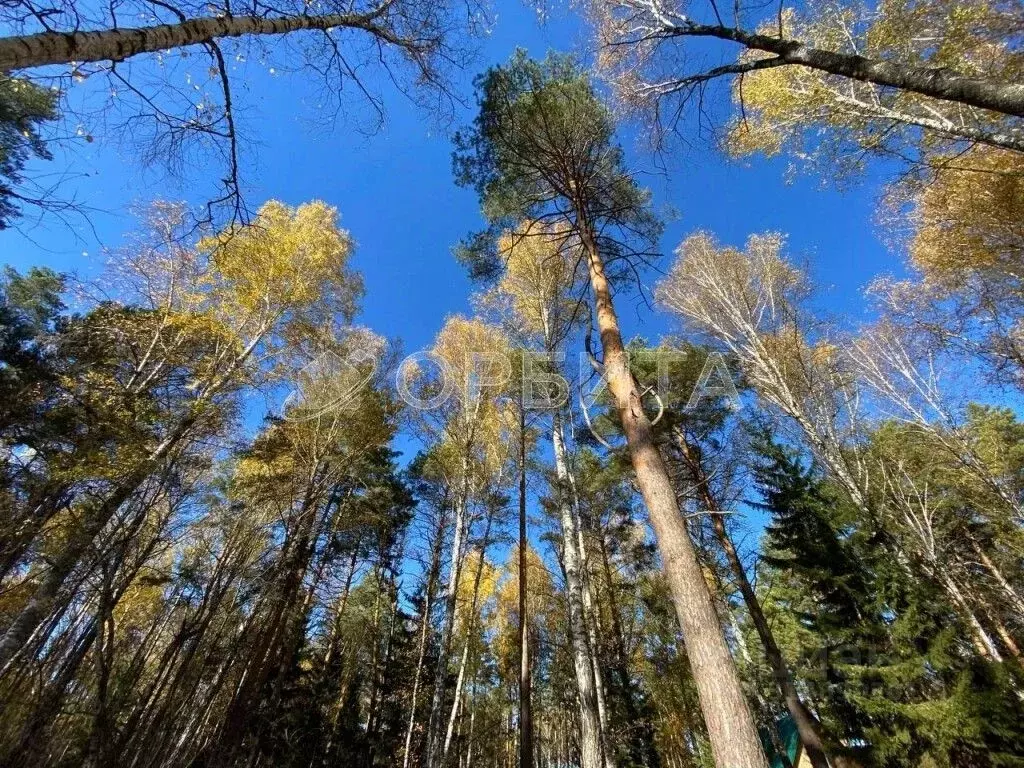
[552,411,605,768]
[425,444,473,768]
[972,537,1024,621]
[592,511,660,768]
[443,511,495,764]
[0,10,403,71]
[672,427,831,768]
[368,543,403,767]
[403,507,448,768]
[577,217,768,768]
[0,466,151,670]
[574,499,619,768]
[936,568,1003,661]
[518,398,534,768]
[0,407,208,672]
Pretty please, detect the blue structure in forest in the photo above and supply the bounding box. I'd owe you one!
[760,715,803,768]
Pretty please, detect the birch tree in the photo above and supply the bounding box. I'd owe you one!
[0,199,362,671]
[657,230,1020,663]
[590,0,1024,148]
[489,222,614,768]
[403,315,514,768]
[0,0,480,221]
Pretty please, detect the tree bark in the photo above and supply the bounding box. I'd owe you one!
[443,511,494,764]
[577,217,768,768]
[425,442,473,768]
[0,10,404,72]
[552,411,603,768]
[0,457,165,671]
[972,537,1024,621]
[670,22,1024,118]
[671,428,830,768]
[403,508,448,768]
[518,399,534,768]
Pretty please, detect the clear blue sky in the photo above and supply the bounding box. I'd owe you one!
[0,0,912,572]
[4,2,899,352]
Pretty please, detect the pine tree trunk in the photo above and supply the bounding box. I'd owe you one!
[672,428,831,768]
[578,219,768,768]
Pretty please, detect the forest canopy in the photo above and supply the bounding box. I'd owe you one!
[0,1,1022,767]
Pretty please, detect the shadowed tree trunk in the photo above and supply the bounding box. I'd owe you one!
[403,506,448,768]
[671,427,832,768]
[0,10,417,72]
[518,398,534,768]
[424,443,473,768]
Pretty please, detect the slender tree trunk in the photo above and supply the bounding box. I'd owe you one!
[672,428,831,768]
[972,537,1024,621]
[552,411,604,768]
[518,398,534,768]
[982,602,1022,660]
[404,508,448,768]
[425,445,473,768]
[727,610,793,768]
[669,22,1024,117]
[592,504,660,768]
[0,466,149,670]
[577,217,768,768]
[0,9,403,72]
[3,620,98,765]
[573,501,618,768]
[444,511,495,764]
[936,569,1003,661]
[0,408,207,672]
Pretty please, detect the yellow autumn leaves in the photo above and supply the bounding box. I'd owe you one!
[200,200,360,319]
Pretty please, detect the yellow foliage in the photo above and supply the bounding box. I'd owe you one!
[199,200,360,319]
[495,220,580,340]
[725,0,1022,166]
[431,315,513,404]
[455,548,501,630]
[910,146,1024,286]
[491,545,557,680]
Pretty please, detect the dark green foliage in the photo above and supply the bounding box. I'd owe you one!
[453,49,661,283]
[751,429,873,633]
[0,265,65,436]
[0,76,57,228]
[751,431,1024,767]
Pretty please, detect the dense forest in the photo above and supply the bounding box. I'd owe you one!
[0,0,1022,767]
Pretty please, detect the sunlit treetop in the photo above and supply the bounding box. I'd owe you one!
[490,220,585,344]
[453,49,660,283]
[725,0,1024,173]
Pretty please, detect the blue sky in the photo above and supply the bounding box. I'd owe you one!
[0,0,915,571]
[4,2,900,353]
